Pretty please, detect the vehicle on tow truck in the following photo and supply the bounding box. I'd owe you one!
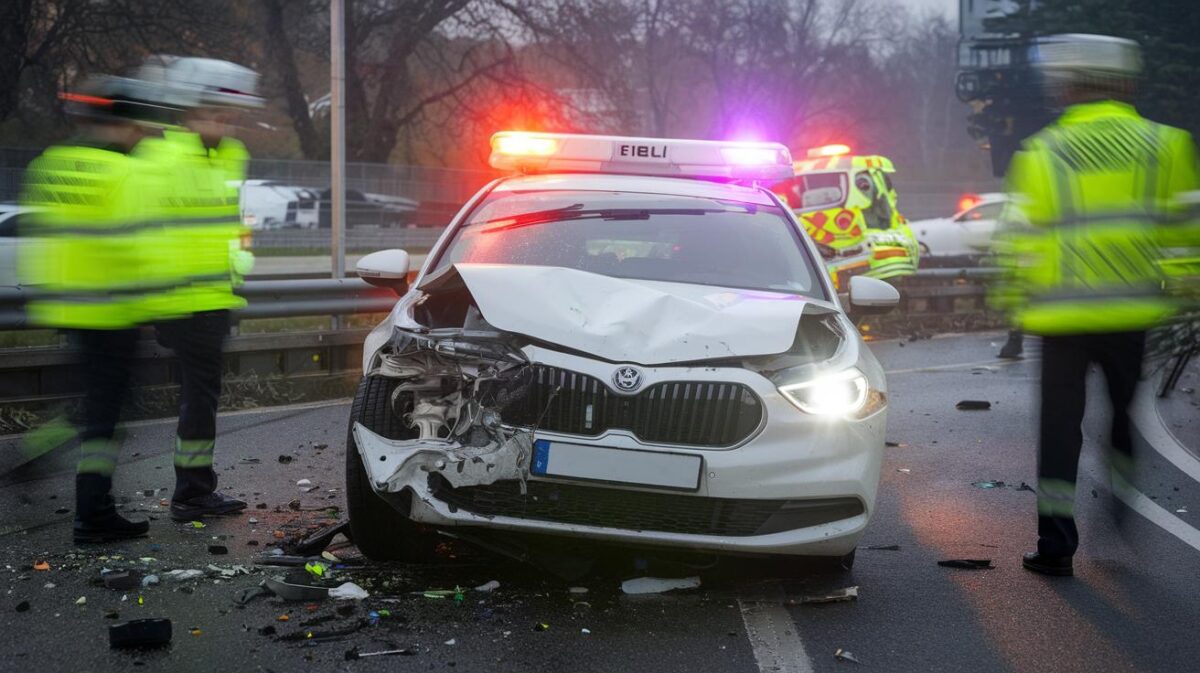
[346,132,899,568]
[771,145,921,290]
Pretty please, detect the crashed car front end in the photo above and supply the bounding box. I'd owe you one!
[352,263,885,558]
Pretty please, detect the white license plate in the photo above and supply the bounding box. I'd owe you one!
[531,440,702,491]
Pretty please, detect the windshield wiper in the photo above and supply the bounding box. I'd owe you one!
[478,206,725,234]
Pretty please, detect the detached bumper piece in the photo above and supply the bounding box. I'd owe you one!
[429,475,864,537]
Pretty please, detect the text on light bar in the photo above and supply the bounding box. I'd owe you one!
[488,131,793,181]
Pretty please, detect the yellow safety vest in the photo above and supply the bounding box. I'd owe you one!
[137,130,251,319]
[997,101,1200,334]
[19,143,165,329]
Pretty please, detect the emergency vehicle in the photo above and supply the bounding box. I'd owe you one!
[772,146,920,289]
[344,131,898,568]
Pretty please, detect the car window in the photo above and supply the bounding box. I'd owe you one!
[771,172,846,212]
[956,202,1005,222]
[433,190,827,299]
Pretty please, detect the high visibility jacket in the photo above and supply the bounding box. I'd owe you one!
[138,130,252,319]
[18,142,164,329]
[998,101,1200,335]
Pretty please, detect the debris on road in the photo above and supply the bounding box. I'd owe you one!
[834,648,861,664]
[15,601,30,613]
[163,569,205,582]
[101,570,144,591]
[956,400,992,410]
[190,521,206,529]
[972,480,1034,492]
[33,561,49,571]
[937,559,994,570]
[896,468,911,474]
[569,587,589,595]
[474,580,501,593]
[620,576,701,595]
[290,520,351,556]
[208,545,229,555]
[329,582,369,600]
[344,647,413,660]
[444,638,457,646]
[865,544,901,551]
[109,618,172,649]
[278,455,294,464]
[795,586,859,605]
[263,576,330,602]
[534,622,550,632]
[74,596,86,606]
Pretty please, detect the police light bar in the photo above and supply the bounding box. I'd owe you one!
[806,144,851,159]
[489,131,793,181]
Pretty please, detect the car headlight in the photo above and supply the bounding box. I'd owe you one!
[778,367,883,418]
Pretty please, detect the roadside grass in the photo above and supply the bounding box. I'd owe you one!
[0,330,59,348]
[236,314,385,333]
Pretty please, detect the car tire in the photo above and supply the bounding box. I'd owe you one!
[345,375,438,562]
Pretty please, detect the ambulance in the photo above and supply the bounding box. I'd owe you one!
[771,145,920,290]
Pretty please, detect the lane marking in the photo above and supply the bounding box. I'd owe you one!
[1113,476,1200,553]
[738,584,814,673]
[1131,383,1200,483]
[885,356,1037,376]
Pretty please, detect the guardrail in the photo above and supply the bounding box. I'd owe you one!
[248,227,443,251]
[0,277,397,330]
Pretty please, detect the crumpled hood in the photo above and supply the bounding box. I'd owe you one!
[421,264,822,365]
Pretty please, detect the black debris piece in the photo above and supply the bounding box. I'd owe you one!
[278,455,294,464]
[865,544,901,551]
[102,570,144,591]
[15,601,30,613]
[54,508,70,515]
[956,400,992,411]
[291,521,352,556]
[937,559,994,570]
[336,604,357,617]
[109,619,173,649]
[884,441,901,447]
[208,545,229,556]
[257,625,277,636]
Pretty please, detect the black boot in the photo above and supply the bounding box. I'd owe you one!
[74,474,149,544]
[170,467,246,521]
[1022,551,1073,576]
[998,331,1024,359]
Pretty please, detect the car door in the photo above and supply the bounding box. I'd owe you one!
[957,201,1006,251]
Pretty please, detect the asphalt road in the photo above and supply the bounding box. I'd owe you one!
[1,331,1198,673]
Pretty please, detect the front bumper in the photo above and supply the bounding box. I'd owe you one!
[352,352,885,557]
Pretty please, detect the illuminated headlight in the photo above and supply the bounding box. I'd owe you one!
[778,368,883,418]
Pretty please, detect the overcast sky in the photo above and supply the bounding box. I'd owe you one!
[901,0,957,17]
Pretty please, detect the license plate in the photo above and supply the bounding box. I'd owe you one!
[531,440,702,491]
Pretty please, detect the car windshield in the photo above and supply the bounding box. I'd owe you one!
[432,189,826,299]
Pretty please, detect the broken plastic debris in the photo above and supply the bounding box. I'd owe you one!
[972,480,1034,492]
[474,580,501,593]
[190,521,206,529]
[834,648,861,664]
[16,601,30,613]
[865,544,901,551]
[101,570,143,591]
[1177,508,1188,514]
[796,586,858,605]
[955,400,992,410]
[344,647,413,660]
[620,576,701,595]
[163,569,205,582]
[190,628,202,637]
[292,521,350,556]
[75,596,87,606]
[534,622,550,632]
[896,468,911,474]
[277,614,290,622]
[581,628,592,635]
[297,479,312,488]
[444,638,457,646]
[329,582,369,601]
[321,551,340,563]
[208,545,229,556]
[304,562,328,579]
[33,561,49,571]
[937,559,994,570]
[263,576,330,602]
[278,455,294,464]
[569,587,589,595]
[109,618,172,649]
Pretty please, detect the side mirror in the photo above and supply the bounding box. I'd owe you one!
[356,249,411,295]
[848,275,899,315]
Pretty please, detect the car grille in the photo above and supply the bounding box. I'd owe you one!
[430,476,864,537]
[484,366,764,447]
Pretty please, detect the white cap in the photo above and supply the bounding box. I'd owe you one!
[139,56,264,109]
[1031,34,1142,79]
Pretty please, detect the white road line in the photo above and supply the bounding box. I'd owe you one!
[738,584,814,673]
[1131,383,1200,483]
[885,356,1036,376]
[1114,476,1200,553]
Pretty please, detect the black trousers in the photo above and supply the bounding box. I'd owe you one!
[155,310,229,501]
[75,328,140,475]
[1038,331,1146,557]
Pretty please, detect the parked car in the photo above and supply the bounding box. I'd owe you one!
[912,192,1012,258]
[344,132,899,568]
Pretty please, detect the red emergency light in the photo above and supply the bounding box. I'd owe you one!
[806,144,852,159]
[957,193,981,213]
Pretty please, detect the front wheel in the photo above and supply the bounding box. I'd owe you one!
[344,376,438,562]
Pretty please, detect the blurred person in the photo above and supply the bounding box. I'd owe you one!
[998,329,1024,359]
[997,35,1199,576]
[19,76,174,543]
[135,57,262,521]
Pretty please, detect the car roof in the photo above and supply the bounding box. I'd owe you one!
[489,173,779,207]
[975,192,1008,203]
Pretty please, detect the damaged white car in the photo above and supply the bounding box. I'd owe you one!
[345,133,898,568]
